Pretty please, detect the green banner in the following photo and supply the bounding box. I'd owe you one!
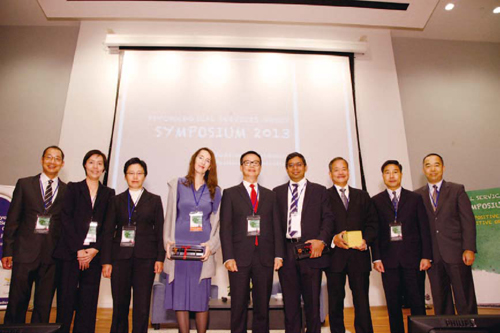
[467,187,500,274]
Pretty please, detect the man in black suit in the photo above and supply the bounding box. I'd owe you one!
[325,157,377,333]
[220,151,285,333]
[273,152,334,333]
[372,160,432,333]
[1,146,67,323]
[415,153,478,315]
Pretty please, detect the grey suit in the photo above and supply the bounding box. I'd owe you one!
[416,180,478,315]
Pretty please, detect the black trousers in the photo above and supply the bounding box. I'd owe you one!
[427,260,478,315]
[4,259,58,324]
[110,257,156,333]
[56,257,102,333]
[326,270,373,333]
[278,242,322,333]
[381,267,426,333]
[228,253,274,333]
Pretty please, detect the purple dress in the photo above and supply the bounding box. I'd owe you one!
[164,178,221,312]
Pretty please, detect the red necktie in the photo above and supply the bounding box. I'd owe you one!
[250,184,259,246]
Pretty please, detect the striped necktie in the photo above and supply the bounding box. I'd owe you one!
[340,188,349,210]
[288,183,299,237]
[44,180,54,211]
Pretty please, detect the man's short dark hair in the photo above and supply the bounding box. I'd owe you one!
[123,157,148,176]
[423,153,444,165]
[240,151,262,165]
[328,157,349,172]
[285,152,307,167]
[42,146,65,160]
[83,149,108,173]
[381,160,403,173]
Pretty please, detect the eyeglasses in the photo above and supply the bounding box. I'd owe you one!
[43,155,63,163]
[242,160,261,167]
[126,172,145,176]
[287,162,304,168]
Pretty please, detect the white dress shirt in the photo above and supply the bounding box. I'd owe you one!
[40,173,60,201]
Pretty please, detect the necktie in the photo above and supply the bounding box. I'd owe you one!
[340,188,349,210]
[392,191,398,210]
[44,180,54,211]
[288,183,299,237]
[250,184,259,246]
[432,185,438,211]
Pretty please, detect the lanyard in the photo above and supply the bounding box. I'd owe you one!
[39,178,60,211]
[191,184,206,209]
[248,185,259,215]
[127,189,143,225]
[429,187,440,209]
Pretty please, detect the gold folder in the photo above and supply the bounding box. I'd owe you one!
[345,230,363,248]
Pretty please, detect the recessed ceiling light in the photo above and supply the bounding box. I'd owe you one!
[493,7,500,14]
[445,3,455,11]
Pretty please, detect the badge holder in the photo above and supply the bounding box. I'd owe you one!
[247,215,261,236]
[84,221,98,245]
[390,221,403,242]
[121,226,136,247]
[189,211,203,232]
[35,214,51,234]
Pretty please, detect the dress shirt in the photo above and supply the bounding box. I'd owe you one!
[286,178,307,239]
[40,173,60,201]
[243,180,259,201]
[386,187,402,202]
[129,188,144,205]
[330,184,349,248]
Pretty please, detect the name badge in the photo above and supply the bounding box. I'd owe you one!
[84,221,98,245]
[247,215,261,236]
[189,211,203,232]
[121,226,136,247]
[35,214,51,234]
[390,221,403,242]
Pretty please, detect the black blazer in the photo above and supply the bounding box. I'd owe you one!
[273,181,335,269]
[416,180,477,264]
[325,186,378,273]
[53,180,115,261]
[2,174,67,264]
[220,183,284,268]
[371,188,433,269]
[101,189,165,264]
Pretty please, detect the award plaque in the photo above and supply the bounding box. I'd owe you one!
[345,230,363,248]
[293,242,329,260]
[171,244,205,260]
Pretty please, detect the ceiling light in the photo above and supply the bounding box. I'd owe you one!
[445,3,455,11]
[493,7,500,14]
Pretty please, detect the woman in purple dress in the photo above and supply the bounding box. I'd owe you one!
[164,147,221,333]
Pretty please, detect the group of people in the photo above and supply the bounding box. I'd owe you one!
[0,145,478,333]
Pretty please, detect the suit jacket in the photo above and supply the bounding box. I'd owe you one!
[53,179,115,261]
[372,188,432,269]
[220,183,284,268]
[326,186,378,273]
[2,174,67,264]
[415,180,476,264]
[101,188,165,264]
[273,180,335,269]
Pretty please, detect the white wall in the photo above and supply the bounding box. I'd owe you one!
[59,20,411,307]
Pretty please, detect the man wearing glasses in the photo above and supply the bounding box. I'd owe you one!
[220,151,284,333]
[273,152,334,333]
[2,146,67,324]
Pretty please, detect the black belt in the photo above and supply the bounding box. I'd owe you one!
[286,238,301,243]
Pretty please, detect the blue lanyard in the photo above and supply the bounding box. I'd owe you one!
[430,187,440,209]
[127,189,143,225]
[248,185,259,214]
[191,184,206,209]
[39,178,60,211]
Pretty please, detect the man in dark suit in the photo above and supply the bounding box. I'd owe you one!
[415,153,478,315]
[220,151,285,333]
[273,152,334,333]
[325,157,377,333]
[372,160,432,333]
[1,146,67,323]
